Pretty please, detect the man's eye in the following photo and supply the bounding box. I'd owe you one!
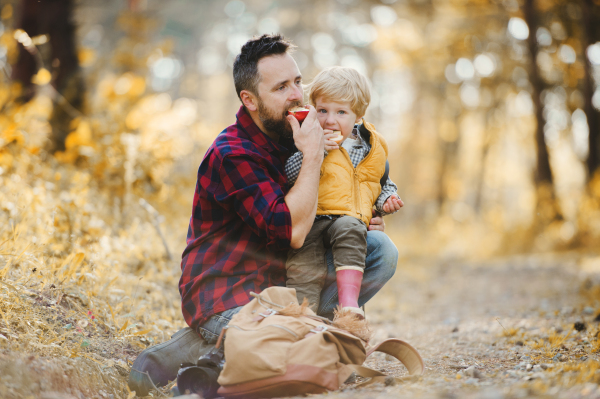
[278,86,285,91]
[295,80,302,85]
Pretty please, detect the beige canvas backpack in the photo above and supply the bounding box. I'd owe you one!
[215,287,424,398]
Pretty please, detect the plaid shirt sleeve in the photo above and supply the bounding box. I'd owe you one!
[285,149,329,187]
[375,176,399,216]
[284,151,304,187]
[218,153,292,251]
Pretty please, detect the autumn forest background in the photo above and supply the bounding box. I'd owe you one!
[1,0,600,398]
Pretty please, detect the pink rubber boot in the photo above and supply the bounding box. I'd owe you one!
[336,268,364,318]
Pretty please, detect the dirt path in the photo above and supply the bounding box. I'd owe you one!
[3,253,599,399]
[321,254,600,399]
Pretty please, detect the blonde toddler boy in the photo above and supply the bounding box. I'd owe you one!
[285,66,403,318]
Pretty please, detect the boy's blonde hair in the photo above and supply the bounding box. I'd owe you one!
[308,66,371,118]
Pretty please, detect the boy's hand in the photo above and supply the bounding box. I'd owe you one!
[382,195,404,213]
[323,129,340,151]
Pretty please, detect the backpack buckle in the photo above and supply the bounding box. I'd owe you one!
[259,308,277,318]
[310,325,328,333]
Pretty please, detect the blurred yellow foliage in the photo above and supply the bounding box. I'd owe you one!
[78,48,97,66]
[32,68,52,85]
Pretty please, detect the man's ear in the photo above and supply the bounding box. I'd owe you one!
[240,90,258,112]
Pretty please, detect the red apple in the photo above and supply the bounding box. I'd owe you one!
[287,106,309,122]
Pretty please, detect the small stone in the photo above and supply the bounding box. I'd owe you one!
[561,307,573,316]
[520,355,531,361]
[384,376,396,386]
[464,378,479,385]
[452,326,459,333]
[580,356,588,362]
[526,364,532,371]
[464,366,484,379]
[583,306,595,315]
[532,365,542,372]
[574,322,587,332]
[515,340,524,346]
[552,353,565,362]
[540,363,552,370]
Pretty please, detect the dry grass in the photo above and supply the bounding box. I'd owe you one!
[0,98,187,398]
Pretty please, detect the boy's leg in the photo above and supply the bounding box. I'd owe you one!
[323,216,368,315]
[317,230,398,319]
[286,219,331,311]
[128,306,242,396]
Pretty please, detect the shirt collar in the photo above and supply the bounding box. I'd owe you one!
[235,106,290,154]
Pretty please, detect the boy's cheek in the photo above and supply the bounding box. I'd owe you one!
[316,115,327,128]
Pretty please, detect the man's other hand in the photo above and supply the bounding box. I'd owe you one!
[369,210,385,232]
[287,105,324,160]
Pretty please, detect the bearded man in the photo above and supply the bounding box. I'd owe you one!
[128,34,398,396]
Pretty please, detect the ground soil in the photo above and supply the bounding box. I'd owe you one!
[329,253,600,399]
[4,252,600,398]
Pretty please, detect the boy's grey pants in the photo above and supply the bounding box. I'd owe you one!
[286,215,368,311]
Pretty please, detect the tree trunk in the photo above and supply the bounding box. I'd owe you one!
[523,0,553,186]
[12,0,84,152]
[522,0,562,222]
[582,0,600,180]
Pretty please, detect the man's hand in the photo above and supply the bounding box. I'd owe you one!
[382,195,404,214]
[287,105,324,161]
[323,129,340,151]
[285,105,324,249]
[369,210,385,232]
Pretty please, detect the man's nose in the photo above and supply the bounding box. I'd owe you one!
[289,85,303,102]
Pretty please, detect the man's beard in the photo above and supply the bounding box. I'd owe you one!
[257,98,302,140]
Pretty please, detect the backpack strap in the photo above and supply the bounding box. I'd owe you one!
[346,338,424,387]
[380,160,389,188]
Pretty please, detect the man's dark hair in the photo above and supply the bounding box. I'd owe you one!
[233,34,295,100]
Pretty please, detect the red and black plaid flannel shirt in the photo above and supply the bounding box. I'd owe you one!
[179,106,293,332]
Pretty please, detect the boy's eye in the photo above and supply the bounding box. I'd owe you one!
[338,110,346,115]
[317,109,327,113]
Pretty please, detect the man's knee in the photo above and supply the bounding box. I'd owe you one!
[366,230,398,281]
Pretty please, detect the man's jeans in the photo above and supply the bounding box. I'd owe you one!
[128,230,398,395]
[199,230,398,337]
[197,306,244,344]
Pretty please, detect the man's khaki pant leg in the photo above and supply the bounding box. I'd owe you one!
[286,219,332,311]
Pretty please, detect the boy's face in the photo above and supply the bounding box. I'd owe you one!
[315,98,362,143]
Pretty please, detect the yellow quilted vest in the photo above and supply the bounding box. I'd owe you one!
[316,120,388,225]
